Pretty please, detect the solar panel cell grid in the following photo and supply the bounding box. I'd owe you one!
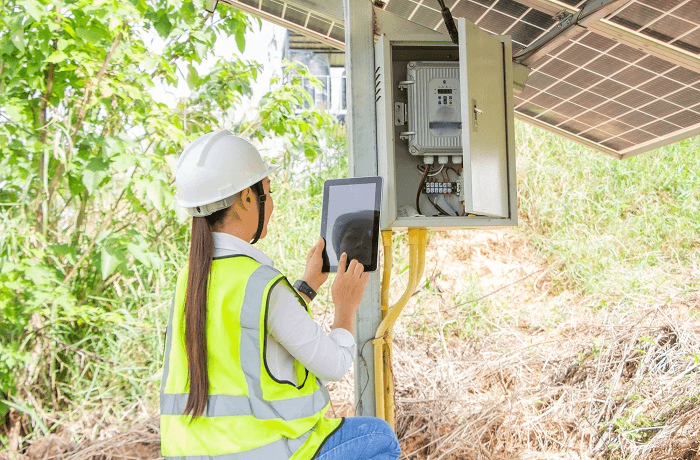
[283,5,308,26]
[493,0,528,17]
[585,55,628,76]
[385,0,416,18]
[514,29,700,154]
[410,5,443,29]
[666,67,700,83]
[637,55,675,73]
[645,119,681,135]
[589,79,630,98]
[674,0,700,23]
[548,81,580,98]
[639,77,683,96]
[608,0,700,56]
[306,15,332,34]
[260,0,284,16]
[450,2,488,23]
[638,0,687,11]
[666,110,700,126]
[571,91,607,108]
[610,3,663,30]
[674,30,700,54]
[641,16,695,42]
[666,87,700,106]
[559,120,591,134]
[551,101,588,117]
[480,9,517,34]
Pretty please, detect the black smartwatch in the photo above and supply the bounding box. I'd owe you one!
[293,280,317,301]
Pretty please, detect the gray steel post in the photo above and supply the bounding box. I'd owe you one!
[343,0,380,417]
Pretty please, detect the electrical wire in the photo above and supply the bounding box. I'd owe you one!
[416,164,430,216]
[443,195,460,216]
[436,0,459,45]
[428,197,450,216]
[427,165,444,177]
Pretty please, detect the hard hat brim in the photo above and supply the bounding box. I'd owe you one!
[177,163,281,212]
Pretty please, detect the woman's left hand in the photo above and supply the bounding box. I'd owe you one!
[302,236,329,292]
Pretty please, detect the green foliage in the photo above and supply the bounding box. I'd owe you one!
[243,61,348,167]
[516,122,700,308]
[0,0,347,447]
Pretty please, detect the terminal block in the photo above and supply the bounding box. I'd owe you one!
[423,181,461,197]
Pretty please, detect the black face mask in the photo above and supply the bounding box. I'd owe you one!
[249,180,266,245]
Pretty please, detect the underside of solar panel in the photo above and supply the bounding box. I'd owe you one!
[222,0,700,158]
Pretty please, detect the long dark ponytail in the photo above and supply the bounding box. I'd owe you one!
[183,208,228,418]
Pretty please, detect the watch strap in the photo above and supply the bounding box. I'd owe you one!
[293,280,317,301]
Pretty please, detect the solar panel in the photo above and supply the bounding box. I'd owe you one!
[607,0,700,55]
[514,28,700,155]
[221,0,700,157]
[383,0,559,53]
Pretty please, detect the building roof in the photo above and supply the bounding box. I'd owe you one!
[220,0,700,158]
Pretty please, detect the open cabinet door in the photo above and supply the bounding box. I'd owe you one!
[374,34,396,230]
[458,17,511,218]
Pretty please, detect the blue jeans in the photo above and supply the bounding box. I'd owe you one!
[316,417,401,460]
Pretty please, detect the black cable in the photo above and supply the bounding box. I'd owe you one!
[416,164,430,216]
[428,196,451,216]
[437,0,459,45]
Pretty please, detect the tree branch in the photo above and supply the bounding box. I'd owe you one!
[45,28,125,216]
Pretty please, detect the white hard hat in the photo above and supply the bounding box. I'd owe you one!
[175,130,280,217]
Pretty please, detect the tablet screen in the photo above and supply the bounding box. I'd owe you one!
[321,177,382,273]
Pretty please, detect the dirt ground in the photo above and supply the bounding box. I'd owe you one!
[3,230,699,459]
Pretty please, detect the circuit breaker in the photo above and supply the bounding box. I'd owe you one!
[375,17,518,230]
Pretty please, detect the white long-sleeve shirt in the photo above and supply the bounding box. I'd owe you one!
[212,232,355,383]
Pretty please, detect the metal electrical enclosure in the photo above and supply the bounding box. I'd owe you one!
[403,61,462,156]
[375,18,517,230]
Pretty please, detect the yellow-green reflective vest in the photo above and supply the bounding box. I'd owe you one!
[160,255,343,459]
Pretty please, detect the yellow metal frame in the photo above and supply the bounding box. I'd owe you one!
[374,228,428,429]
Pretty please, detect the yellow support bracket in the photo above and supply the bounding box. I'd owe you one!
[374,228,428,429]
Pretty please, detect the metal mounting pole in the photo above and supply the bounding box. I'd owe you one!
[343,0,380,417]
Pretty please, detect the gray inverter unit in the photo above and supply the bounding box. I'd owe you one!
[401,61,462,156]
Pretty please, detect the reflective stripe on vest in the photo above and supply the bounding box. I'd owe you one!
[160,259,335,459]
[163,430,311,460]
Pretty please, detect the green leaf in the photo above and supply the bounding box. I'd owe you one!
[46,50,69,63]
[0,401,8,418]
[82,158,109,194]
[154,16,172,39]
[127,243,151,267]
[20,0,44,21]
[76,27,103,44]
[11,30,25,53]
[100,247,120,280]
[186,64,200,90]
[146,180,165,212]
[68,174,86,196]
[235,29,245,53]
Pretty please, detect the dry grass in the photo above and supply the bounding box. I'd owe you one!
[386,230,700,460]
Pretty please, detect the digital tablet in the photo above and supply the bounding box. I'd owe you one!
[320,176,382,273]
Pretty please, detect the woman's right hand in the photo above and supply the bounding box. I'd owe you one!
[331,253,369,333]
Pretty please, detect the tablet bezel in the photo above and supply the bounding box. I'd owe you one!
[320,176,383,273]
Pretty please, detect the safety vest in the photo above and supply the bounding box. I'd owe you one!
[160,255,343,459]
